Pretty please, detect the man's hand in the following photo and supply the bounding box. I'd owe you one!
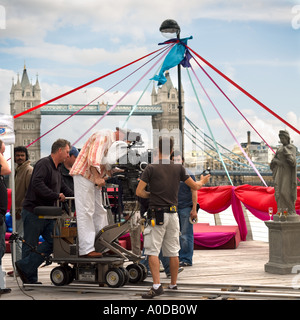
[91,166,107,187]
[190,208,197,220]
[110,167,125,174]
[58,193,66,202]
[200,174,211,184]
[94,177,107,187]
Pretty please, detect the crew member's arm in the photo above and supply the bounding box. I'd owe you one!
[60,176,74,198]
[90,166,106,187]
[136,180,150,199]
[0,153,11,175]
[190,188,198,220]
[185,174,211,190]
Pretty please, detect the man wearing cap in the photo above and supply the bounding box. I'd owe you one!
[70,128,126,258]
[60,146,79,212]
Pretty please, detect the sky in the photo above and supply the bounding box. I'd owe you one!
[0,0,299,159]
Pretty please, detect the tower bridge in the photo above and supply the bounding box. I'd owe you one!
[40,103,163,116]
[10,66,290,186]
[10,67,182,162]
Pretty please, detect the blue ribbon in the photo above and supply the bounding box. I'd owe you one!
[151,36,193,86]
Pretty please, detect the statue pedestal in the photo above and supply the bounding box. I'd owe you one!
[265,217,300,274]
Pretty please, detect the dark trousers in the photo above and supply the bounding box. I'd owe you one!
[17,208,54,283]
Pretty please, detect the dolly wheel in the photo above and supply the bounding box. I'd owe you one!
[119,267,129,286]
[138,263,148,281]
[105,268,125,288]
[126,264,143,283]
[50,266,69,286]
[65,266,75,284]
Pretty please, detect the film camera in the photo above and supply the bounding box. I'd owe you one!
[104,131,151,202]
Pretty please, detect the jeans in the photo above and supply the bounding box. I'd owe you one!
[17,208,54,283]
[178,206,194,265]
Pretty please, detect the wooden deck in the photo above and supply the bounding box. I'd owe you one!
[1,240,298,300]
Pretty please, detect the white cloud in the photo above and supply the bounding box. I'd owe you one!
[2,0,293,44]
[0,68,14,114]
[218,113,300,150]
[0,43,150,67]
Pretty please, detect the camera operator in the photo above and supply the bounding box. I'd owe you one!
[136,136,210,299]
[70,128,126,258]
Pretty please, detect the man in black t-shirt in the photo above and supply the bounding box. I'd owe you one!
[136,137,210,299]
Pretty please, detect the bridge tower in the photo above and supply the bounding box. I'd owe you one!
[151,71,185,153]
[10,65,41,162]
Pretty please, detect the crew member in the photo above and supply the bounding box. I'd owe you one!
[15,139,73,284]
[171,150,197,267]
[136,136,210,299]
[70,128,126,258]
[60,145,79,212]
[8,146,33,276]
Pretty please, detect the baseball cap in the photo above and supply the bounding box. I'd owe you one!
[69,146,79,157]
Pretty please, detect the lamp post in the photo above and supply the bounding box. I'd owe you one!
[159,19,184,154]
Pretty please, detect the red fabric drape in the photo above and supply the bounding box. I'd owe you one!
[234,185,277,213]
[197,186,232,213]
[197,185,300,242]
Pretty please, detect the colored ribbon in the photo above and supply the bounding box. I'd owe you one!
[186,45,300,136]
[22,45,173,150]
[186,68,233,185]
[122,64,162,128]
[13,46,167,119]
[190,54,275,154]
[72,45,173,146]
[151,36,192,86]
[190,65,268,187]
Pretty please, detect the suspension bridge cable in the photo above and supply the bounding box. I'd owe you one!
[185,116,269,170]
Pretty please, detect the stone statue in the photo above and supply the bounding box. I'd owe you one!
[270,130,297,216]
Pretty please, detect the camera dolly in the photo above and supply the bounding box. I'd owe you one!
[11,187,147,288]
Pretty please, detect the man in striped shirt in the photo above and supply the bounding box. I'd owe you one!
[70,128,126,258]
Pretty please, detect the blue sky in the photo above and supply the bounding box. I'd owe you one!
[0,0,299,157]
